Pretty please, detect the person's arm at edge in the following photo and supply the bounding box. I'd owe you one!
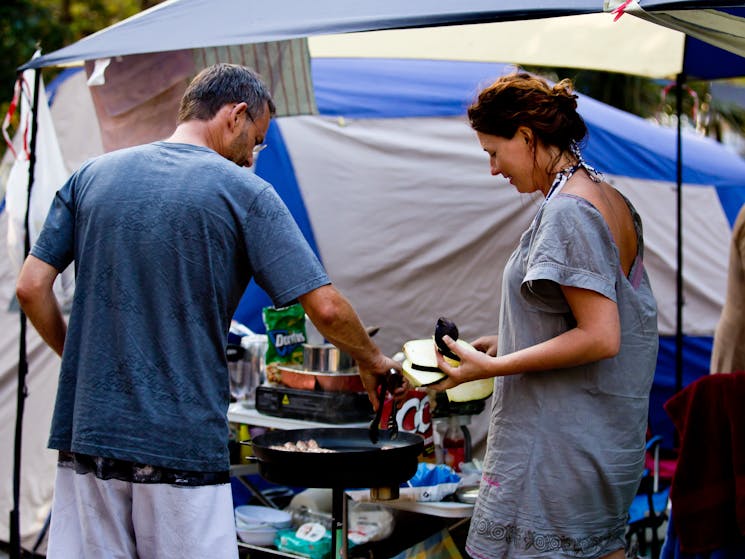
[298,284,401,410]
[16,255,66,356]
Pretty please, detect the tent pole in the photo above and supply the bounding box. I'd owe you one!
[10,66,42,559]
[675,72,685,395]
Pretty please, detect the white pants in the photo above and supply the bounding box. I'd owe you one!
[46,464,239,559]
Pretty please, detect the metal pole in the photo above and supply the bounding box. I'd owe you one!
[675,72,685,395]
[10,66,42,559]
[331,487,340,559]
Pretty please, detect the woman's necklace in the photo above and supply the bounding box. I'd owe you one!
[530,164,579,229]
[544,164,580,203]
[535,147,603,227]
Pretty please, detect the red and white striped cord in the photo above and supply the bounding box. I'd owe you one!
[2,75,32,161]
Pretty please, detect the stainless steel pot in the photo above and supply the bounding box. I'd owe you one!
[303,343,355,372]
[300,326,378,372]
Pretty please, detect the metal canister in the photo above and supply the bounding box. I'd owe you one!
[238,334,268,407]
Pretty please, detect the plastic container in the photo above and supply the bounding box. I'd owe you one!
[239,334,268,407]
[234,504,291,546]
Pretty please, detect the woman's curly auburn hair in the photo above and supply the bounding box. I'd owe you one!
[467,72,587,154]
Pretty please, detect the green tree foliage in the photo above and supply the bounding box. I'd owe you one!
[525,66,665,119]
[1,0,162,139]
[1,0,66,110]
[526,66,745,153]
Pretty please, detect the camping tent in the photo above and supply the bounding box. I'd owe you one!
[244,58,745,445]
[3,55,745,551]
[4,0,745,553]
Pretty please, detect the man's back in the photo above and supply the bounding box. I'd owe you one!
[35,140,299,471]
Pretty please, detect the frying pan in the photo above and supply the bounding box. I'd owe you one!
[245,428,423,558]
[247,428,423,489]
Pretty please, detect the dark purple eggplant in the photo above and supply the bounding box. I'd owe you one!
[434,317,460,361]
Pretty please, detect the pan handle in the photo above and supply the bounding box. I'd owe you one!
[368,368,402,443]
[368,373,389,444]
[237,440,259,462]
[386,370,401,439]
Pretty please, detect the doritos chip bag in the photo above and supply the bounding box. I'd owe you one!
[262,303,307,383]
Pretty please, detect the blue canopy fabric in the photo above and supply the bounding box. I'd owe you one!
[19,0,745,74]
[19,0,601,70]
[683,33,745,80]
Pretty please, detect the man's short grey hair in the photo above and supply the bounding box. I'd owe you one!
[177,63,276,123]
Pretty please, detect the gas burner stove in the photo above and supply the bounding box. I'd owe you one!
[255,385,374,424]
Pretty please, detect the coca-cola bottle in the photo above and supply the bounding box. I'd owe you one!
[442,416,466,472]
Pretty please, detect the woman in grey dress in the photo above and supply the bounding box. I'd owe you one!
[432,73,659,558]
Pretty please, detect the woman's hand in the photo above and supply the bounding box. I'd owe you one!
[472,335,499,357]
[430,335,495,391]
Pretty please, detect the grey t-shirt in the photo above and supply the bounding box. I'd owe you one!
[32,141,329,471]
[466,193,658,558]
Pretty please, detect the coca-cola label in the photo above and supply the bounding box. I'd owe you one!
[379,389,435,460]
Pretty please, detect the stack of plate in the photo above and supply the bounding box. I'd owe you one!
[234,505,292,546]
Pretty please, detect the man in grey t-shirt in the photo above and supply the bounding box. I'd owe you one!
[16,63,398,559]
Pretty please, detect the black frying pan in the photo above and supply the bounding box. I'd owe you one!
[246,428,424,489]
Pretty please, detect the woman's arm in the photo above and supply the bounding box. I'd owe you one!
[433,285,620,388]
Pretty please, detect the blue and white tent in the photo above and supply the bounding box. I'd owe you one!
[3,51,745,556]
[4,55,745,462]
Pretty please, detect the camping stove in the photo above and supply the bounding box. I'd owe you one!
[255,385,373,424]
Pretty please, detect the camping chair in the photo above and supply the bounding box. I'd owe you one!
[626,435,671,559]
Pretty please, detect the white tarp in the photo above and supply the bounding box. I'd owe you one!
[3,63,75,306]
[309,13,687,78]
[0,208,60,552]
[0,64,72,551]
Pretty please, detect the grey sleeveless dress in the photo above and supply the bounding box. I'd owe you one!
[465,192,658,558]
